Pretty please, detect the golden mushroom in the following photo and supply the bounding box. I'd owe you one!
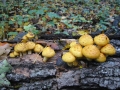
[9,51,19,58]
[96,53,106,63]
[94,34,110,46]
[69,41,77,48]
[82,45,100,60]
[101,44,116,56]
[62,52,77,66]
[34,44,44,53]
[14,43,27,57]
[69,44,83,58]
[79,34,93,46]
[42,47,55,62]
[26,32,35,40]
[21,35,28,43]
[13,51,19,57]
[26,41,36,54]
[9,52,16,58]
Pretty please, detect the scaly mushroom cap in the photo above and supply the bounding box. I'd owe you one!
[96,53,106,63]
[34,44,44,53]
[69,44,83,58]
[26,32,34,39]
[42,47,55,58]
[101,44,116,56]
[26,41,36,50]
[62,52,76,63]
[70,41,77,48]
[82,45,100,59]
[14,43,27,52]
[94,34,110,46]
[79,34,93,46]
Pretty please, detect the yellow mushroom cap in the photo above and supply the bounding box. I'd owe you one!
[26,32,34,39]
[82,45,100,59]
[13,51,19,56]
[9,52,15,58]
[79,34,93,46]
[69,44,83,58]
[22,35,28,40]
[96,53,106,63]
[26,41,36,50]
[101,44,116,56]
[42,47,55,58]
[62,52,76,63]
[14,43,27,52]
[70,41,77,48]
[94,34,110,46]
[34,44,44,53]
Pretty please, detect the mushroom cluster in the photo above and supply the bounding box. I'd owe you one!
[9,32,55,62]
[62,34,116,66]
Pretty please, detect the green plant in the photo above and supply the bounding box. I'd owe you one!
[24,24,39,35]
[0,60,12,87]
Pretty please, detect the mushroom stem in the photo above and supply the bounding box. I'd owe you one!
[67,62,73,66]
[28,50,32,54]
[86,58,92,61]
[19,52,22,57]
[23,52,27,56]
[43,57,48,62]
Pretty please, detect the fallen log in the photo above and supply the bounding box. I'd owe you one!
[1,35,120,90]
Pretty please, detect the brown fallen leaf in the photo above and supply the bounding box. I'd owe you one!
[47,42,60,50]
[21,54,43,63]
[0,43,12,60]
[36,40,60,50]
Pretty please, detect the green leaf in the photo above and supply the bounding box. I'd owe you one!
[32,29,40,35]
[0,21,6,27]
[47,12,60,19]
[36,9,44,15]
[28,10,36,15]
[54,31,61,34]
[8,21,14,24]
[24,24,32,31]
[48,21,55,27]
[7,32,18,36]
[0,60,12,74]
[0,73,11,87]
[42,17,46,21]
[23,17,29,22]
[17,21,23,25]
[62,31,69,35]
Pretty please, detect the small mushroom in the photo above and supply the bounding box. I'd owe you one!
[69,41,77,48]
[79,34,93,46]
[9,52,15,58]
[13,51,19,57]
[14,43,27,57]
[26,32,35,40]
[94,34,110,46]
[26,41,36,54]
[82,45,100,60]
[101,44,116,56]
[34,44,44,53]
[62,52,76,66]
[96,53,106,63]
[69,44,83,58]
[21,35,28,42]
[42,47,55,62]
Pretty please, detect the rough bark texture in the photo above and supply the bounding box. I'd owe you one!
[0,39,120,90]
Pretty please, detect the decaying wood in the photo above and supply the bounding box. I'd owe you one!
[1,38,120,90]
